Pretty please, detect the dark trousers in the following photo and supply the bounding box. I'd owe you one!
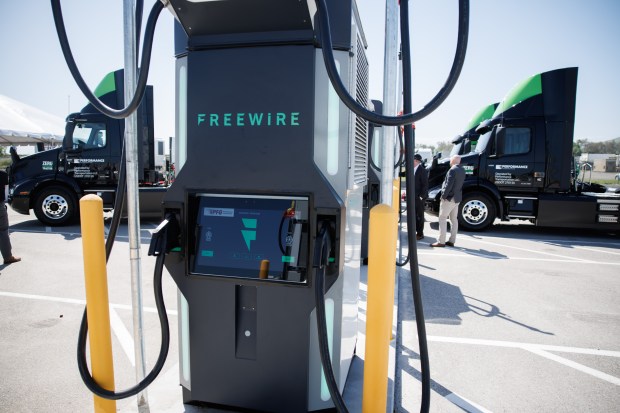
[415,196,425,236]
[0,202,13,259]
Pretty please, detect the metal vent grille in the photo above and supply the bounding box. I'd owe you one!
[353,36,369,185]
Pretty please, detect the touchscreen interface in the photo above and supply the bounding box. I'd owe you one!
[192,194,309,282]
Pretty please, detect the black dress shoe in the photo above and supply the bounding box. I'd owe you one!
[4,256,21,264]
[416,234,424,240]
[445,242,454,247]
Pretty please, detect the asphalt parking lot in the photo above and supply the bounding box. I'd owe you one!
[0,208,618,412]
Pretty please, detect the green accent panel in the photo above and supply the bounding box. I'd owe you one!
[464,103,497,131]
[328,257,335,263]
[494,73,542,117]
[241,230,256,251]
[241,218,257,229]
[94,72,116,98]
[171,247,182,252]
[201,250,214,257]
[281,256,296,263]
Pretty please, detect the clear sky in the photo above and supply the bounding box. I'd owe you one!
[1,0,619,147]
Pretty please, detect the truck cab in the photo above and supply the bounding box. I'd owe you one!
[426,67,620,231]
[8,70,164,225]
[428,102,498,190]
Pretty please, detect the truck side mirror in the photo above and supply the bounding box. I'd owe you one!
[475,119,493,134]
[62,122,81,153]
[493,127,506,157]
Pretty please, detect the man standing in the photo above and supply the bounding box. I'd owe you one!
[413,154,429,240]
[431,155,465,247]
[0,169,21,265]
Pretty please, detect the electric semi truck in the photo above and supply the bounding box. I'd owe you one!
[425,67,620,231]
[7,70,166,226]
[428,102,498,190]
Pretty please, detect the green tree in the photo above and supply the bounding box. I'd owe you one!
[434,140,452,157]
[572,142,581,156]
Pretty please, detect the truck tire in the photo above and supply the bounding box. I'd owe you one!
[34,186,78,226]
[458,193,496,231]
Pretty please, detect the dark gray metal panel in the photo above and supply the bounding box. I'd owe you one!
[164,45,342,210]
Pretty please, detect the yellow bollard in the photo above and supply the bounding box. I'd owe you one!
[362,204,398,413]
[80,195,116,413]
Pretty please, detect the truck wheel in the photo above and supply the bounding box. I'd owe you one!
[34,186,78,226]
[458,193,496,231]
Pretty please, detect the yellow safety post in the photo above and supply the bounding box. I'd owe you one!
[80,195,116,413]
[362,204,398,413]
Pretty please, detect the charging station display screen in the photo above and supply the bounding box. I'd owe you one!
[192,194,309,282]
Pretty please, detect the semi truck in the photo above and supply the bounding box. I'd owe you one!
[7,70,166,225]
[428,102,498,190]
[425,67,620,231]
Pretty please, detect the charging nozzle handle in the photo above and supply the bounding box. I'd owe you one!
[313,222,332,270]
[148,214,180,257]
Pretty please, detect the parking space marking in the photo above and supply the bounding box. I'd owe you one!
[463,237,595,262]
[429,335,620,386]
[570,245,620,257]
[109,307,136,366]
[445,392,493,413]
[0,291,177,316]
[525,347,620,386]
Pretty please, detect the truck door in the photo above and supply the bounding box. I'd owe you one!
[486,123,544,190]
[64,118,119,187]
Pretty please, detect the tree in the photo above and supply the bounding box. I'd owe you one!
[572,142,581,157]
[434,140,452,157]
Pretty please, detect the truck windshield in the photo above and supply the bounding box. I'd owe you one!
[450,142,463,156]
[71,122,107,149]
[475,130,492,154]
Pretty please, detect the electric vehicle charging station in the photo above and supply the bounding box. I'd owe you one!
[161,1,368,411]
[53,0,470,410]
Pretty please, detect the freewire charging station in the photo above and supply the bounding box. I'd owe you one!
[55,0,469,410]
[162,1,368,411]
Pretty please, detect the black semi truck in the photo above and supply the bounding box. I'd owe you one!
[428,102,498,190]
[8,70,166,225]
[425,67,620,231]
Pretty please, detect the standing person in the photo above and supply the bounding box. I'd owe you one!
[0,170,21,264]
[413,154,429,240]
[430,155,466,247]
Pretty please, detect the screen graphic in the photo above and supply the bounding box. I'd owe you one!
[192,194,309,282]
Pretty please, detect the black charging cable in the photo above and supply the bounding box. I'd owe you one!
[399,0,431,410]
[50,0,164,119]
[76,215,174,400]
[313,223,350,413]
[314,0,469,127]
[315,0,461,410]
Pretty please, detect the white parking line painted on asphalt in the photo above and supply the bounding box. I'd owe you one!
[417,251,620,266]
[109,307,136,366]
[570,245,620,256]
[0,291,177,316]
[428,335,620,386]
[525,347,620,386]
[445,392,493,413]
[428,335,620,357]
[464,237,594,262]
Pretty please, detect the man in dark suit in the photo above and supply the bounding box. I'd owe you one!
[413,154,429,240]
[0,169,21,264]
[431,155,466,247]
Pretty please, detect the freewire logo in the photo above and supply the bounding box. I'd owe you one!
[197,112,301,127]
[241,218,257,251]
